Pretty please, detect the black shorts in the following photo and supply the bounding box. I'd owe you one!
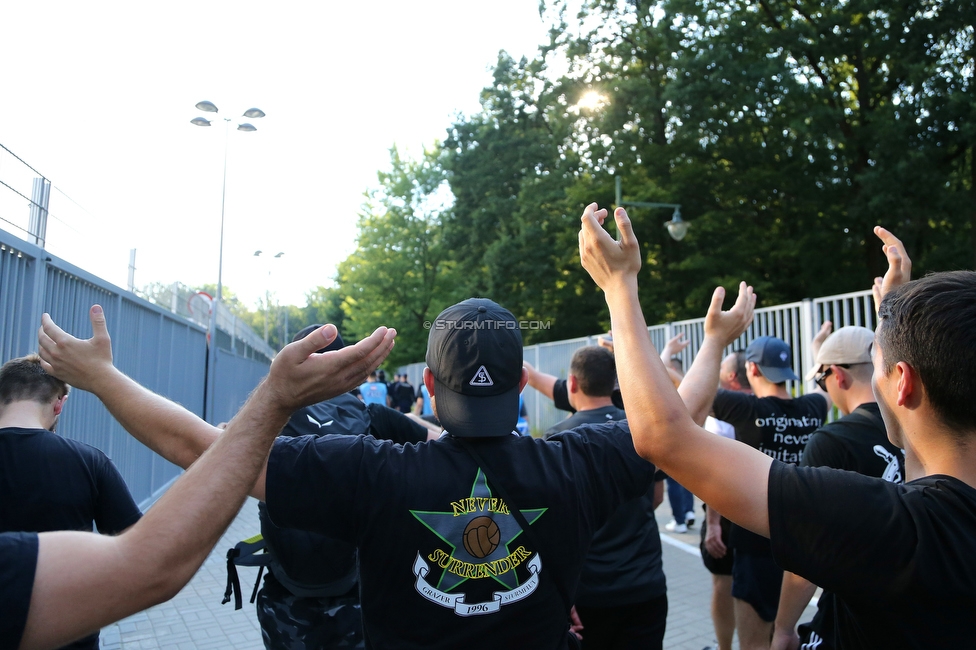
[731,550,783,623]
[700,511,733,576]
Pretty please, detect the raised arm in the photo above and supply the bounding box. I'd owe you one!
[38,306,220,468]
[807,320,834,411]
[578,203,772,537]
[20,318,396,650]
[38,305,396,500]
[522,359,558,400]
[672,286,749,425]
[871,226,912,315]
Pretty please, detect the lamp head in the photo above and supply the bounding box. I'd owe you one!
[190,117,212,127]
[195,101,219,113]
[237,123,257,132]
[243,108,266,118]
[665,208,689,241]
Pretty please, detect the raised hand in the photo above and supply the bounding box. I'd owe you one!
[811,320,832,359]
[872,226,912,314]
[703,282,756,347]
[661,332,691,360]
[579,203,641,293]
[37,305,115,392]
[266,324,396,413]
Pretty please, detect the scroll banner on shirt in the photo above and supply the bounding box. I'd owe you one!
[412,552,542,616]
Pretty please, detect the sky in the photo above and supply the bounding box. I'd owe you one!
[0,1,556,308]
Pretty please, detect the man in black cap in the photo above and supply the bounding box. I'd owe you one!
[42,298,658,649]
[682,334,828,650]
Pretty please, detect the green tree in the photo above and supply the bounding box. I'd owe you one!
[539,0,973,319]
[337,147,463,368]
[442,52,613,341]
[304,286,349,340]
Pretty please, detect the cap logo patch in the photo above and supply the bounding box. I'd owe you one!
[779,351,788,362]
[470,365,494,387]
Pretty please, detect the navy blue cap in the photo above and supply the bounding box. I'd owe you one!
[426,298,523,438]
[745,336,799,383]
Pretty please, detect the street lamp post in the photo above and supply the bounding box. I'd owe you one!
[253,250,284,345]
[615,176,689,241]
[191,100,265,422]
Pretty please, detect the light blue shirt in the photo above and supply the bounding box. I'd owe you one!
[360,381,388,407]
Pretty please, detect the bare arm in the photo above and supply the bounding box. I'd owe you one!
[38,305,397,501]
[522,360,558,400]
[652,479,665,510]
[578,203,772,537]
[808,321,834,411]
[704,504,727,559]
[771,571,818,650]
[659,332,689,366]
[38,307,220,468]
[21,319,397,649]
[674,324,727,426]
[404,412,444,441]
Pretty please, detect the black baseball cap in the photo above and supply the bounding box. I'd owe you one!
[425,298,523,438]
[745,336,799,383]
[292,324,345,353]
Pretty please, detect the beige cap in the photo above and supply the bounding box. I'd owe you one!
[804,326,875,381]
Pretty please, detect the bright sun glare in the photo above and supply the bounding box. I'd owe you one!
[576,90,607,111]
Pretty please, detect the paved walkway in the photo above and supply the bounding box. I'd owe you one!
[102,495,816,649]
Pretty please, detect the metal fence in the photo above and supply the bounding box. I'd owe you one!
[0,227,274,508]
[400,290,875,436]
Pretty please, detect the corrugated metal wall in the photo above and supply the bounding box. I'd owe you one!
[0,228,273,508]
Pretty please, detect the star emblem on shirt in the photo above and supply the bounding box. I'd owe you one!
[410,469,545,592]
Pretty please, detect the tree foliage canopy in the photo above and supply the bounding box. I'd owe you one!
[329,0,975,364]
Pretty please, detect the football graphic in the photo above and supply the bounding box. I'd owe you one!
[463,515,501,559]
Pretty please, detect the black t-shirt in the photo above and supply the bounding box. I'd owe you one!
[393,382,417,412]
[0,427,142,535]
[769,461,976,648]
[711,392,827,553]
[0,427,141,650]
[545,407,666,606]
[265,422,655,649]
[544,405,626,439]
[802,403,904,483]
[798,402,906,646]
[260,395,428,593]
[552,379,623,413]
[0,531,37,650]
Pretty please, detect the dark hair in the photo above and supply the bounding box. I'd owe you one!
[876,270,976,433]
[731,351,748,387]
[570,346,616,397]
[0,354,68,407]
